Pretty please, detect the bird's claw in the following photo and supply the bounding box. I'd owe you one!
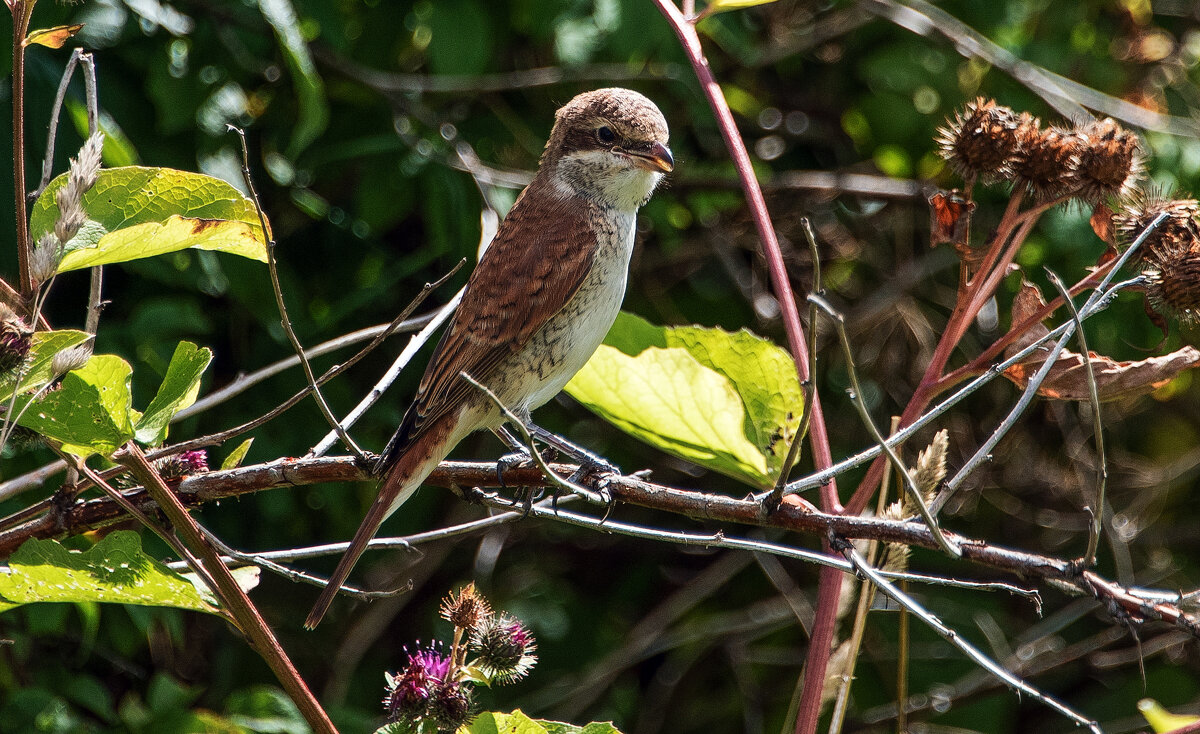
[496,448,534,489]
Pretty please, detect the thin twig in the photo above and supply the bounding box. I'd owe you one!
[834,535,1102,734]
[811,295,961,557]
[1045,268,1105,569]
[229,125,363,459]
[32,48,99,202]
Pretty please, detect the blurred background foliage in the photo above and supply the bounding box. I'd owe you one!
[3,0,1200,731]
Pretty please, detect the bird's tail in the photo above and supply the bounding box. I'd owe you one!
[304,416,455,629]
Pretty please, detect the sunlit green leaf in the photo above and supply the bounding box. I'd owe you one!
[0,532,218,615]
[16,354,135,457]
[220,438,254,470]
[566,312,803,489]
[29,166,269,272]
[134,342,212,445]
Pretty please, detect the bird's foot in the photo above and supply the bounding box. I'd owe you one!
[496,446,559,488]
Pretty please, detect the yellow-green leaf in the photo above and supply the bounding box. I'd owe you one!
[0,329,90,402]
[566,312,803,489]
[0,532,219,615]
[24,24,84,48]
[704,0,778,15]
[16,354,135,457]
[29,166,269,272]
[220,438,254,470]
[1139,699,1200,733]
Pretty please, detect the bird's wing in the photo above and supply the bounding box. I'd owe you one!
[376,185,599,471]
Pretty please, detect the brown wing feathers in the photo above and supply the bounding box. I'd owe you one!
[375,181,597,473]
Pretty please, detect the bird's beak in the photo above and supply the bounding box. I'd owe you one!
[629,141,674,173]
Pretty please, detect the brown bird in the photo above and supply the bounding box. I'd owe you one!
[305,88,673,628]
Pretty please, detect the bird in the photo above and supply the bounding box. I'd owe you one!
[305,88,673,628]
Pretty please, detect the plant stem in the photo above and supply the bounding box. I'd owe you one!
[11,1,33,298]
[116,443,337,734]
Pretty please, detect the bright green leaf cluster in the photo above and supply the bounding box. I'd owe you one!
[15,341,211,458]
[566,312,803,489]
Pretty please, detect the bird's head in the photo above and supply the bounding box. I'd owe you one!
[542,88,673,211]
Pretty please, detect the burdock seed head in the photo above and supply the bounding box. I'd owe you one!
[1009,120,1087,202]
[936,98,1022,184]
[1112,191,1199,265]
[1074,118,1144,203]
[1145,247,1200,323]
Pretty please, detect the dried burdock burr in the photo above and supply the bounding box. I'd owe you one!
[937,98,1022,184]
[1074,118,1144,203]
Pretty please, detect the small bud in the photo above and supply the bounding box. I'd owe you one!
[429,681,474,731]
[439,582,491,631]
[469,614,537,683]
[1074,118,1143,203]
[51,344,92,377]
[936,98,1021,183]
[1112,191,1199,265]
[155,450,210,480]
[0,304,32,375]
[1145,248,1200,323]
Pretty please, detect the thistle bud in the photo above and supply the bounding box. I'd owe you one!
[469,614,538,683]
[936,98,1021,183]
[429,682,474,731]
[155,450,210,480]
[0,305,32,375]
[383,644,452,724]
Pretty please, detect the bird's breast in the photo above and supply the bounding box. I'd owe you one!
[498,208,637,415]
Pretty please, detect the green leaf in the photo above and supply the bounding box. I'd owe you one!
[565,312,803,489]
[0,532,220,615]
[16,354,135,457]
[0,329,90,402]
[461,712,624,734]
[258,0,328,157]
[134,342,213,445]
[220,438,254,470]
[704,0,779,14]
[29,166,269,272]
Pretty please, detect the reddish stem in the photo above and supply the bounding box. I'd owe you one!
[650,5,843,733]
[11,2,33,298]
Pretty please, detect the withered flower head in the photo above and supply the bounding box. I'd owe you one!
[439,582,491,631]
[1145,248,1200,323]
[1074,118,1143,203]
[1009,120,1086,201]
[936,98,1022,183]
[1112,191,1199,264]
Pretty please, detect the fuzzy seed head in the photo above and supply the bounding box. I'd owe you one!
[1145,248,1200,323]
[51,344,92,377]
[30,235,63,286]
[1010,122,1086,201]
[937,98,1021,183]
[440,582,491,631]
[1074,118,1143,203]
[1112,192,1199,265]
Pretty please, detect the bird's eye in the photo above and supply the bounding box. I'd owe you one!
[596,126,617,144]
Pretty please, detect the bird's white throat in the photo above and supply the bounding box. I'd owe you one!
[553,150,664,212]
